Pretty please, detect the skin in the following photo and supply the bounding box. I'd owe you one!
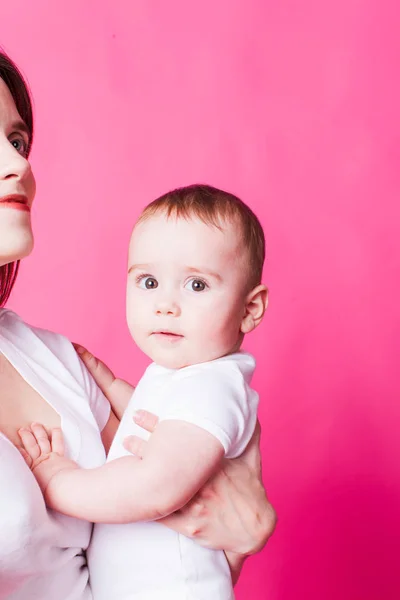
[0,76,277,585]
[73,346,277,582]
[17,214,269,527]
[0,78,35,268]
[0,79,63,451]
[126,212,268,369]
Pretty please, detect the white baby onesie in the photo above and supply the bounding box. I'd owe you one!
[88,351,258,600]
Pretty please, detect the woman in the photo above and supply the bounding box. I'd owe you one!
[0,50,276,599]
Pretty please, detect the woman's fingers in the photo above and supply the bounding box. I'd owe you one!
[73,344,100,377]
[73,343,92,364]
[18,427,41,461]
[73,343,115,395]
[72,343,87,355]
[123,435,146,458]
[133,409,159,433]
[160,504,211,546]
[31,423,52,455]
[51,428,65,455]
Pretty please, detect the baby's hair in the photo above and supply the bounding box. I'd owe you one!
[137,184,265,289]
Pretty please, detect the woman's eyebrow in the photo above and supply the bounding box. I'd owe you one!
[11,119,30,136]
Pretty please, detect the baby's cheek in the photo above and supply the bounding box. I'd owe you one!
[202,311,237,348]
[127,306,147,345]
[217,307,243,342]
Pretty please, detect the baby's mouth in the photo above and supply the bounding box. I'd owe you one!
[151,331,183,339]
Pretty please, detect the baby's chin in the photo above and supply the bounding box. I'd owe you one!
[139,332,242,370]
[157,359,188,370]
[149,348,233,371]
[149,350,191,370]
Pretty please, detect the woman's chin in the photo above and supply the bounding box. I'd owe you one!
[0,231,34,265]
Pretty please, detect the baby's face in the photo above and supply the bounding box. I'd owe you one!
[126,212,251,369]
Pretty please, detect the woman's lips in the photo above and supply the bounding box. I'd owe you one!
[0,194,30,212]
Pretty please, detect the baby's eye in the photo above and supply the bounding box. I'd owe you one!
[184,278,207,292]
[10,136,28,158]
[138,276,158,290]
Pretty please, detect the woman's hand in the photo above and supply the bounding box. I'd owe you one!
[125,410,277,583]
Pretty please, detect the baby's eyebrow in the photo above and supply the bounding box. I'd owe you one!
[185,266,222,282]
[128,263,151,274]
[127,264,223,282]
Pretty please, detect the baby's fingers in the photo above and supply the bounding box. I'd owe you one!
[123,435,146,459]
[31,423,52,456]
[51,428,65,456]
[133,409,159,433]
[18,427,41,461]
[17,446,33,468]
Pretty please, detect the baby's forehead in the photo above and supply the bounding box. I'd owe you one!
[128,213,252,289]
[129,212,246,264]
[131,211,242,241]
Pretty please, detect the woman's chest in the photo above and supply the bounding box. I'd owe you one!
[0,435,91,593]
[0,351,96,590]
[0,353,60,446]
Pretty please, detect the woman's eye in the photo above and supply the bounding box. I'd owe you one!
[10,136,28,157]
[185,278,207,292]
[138,276,158,290]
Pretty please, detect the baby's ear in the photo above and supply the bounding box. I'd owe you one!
[240,284,268,334]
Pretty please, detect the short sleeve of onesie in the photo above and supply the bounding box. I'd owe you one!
[159,353,259,459]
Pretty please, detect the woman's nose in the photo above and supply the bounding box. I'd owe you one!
[0,139,31,183]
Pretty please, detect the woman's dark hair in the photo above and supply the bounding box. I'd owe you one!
[0,51,34,306]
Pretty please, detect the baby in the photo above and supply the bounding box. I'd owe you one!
[19,184,268,600]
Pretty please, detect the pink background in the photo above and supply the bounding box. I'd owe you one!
[2,1,399,598]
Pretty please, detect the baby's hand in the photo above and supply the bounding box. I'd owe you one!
[18,423,79,496]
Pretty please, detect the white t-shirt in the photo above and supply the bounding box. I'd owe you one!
[89,352,258,600]
[0,309,110,600]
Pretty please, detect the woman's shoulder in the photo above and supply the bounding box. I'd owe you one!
[0,307,72,353]
[0,307,24,327]
[0,308,84,383]
[0,308,110,431]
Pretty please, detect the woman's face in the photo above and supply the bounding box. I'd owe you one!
[0,78,36,267]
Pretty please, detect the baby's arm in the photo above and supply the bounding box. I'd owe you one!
[19,420,224,523]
